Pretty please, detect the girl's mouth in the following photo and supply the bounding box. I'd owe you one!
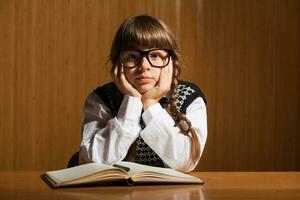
[136,75,153,83]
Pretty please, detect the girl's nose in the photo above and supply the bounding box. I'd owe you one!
[137,57,151,72]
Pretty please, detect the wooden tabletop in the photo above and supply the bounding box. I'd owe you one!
[0,171,299,200]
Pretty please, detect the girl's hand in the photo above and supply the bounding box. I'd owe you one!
[111,66,142,98]
[142,60,173,110]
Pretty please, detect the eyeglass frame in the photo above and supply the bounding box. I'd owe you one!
[118,48,174,68]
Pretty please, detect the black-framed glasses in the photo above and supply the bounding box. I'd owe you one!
[119,49,172,68]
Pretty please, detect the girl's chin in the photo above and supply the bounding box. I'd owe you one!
[135,85,154,94]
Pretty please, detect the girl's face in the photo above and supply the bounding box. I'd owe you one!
[122,48,171,94]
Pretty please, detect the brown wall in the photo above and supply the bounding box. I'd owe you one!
[0,0,299,171]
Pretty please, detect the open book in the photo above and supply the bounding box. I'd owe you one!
[42,161,203,188]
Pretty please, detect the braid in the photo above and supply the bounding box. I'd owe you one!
[166,61,200,165]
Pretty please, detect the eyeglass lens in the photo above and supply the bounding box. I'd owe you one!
[120,49,170,68]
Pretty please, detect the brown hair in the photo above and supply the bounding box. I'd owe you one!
[109,15,200,165]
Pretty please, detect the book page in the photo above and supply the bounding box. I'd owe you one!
[45,163,117,184]
[115,161,202,183]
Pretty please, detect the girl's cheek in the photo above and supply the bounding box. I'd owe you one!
[157,69,162,79]
[124,69,133,80]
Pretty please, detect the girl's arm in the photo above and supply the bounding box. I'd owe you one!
[140,97,207,173]
[79,92,142,165]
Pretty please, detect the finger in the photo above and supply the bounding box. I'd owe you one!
[119,66,124,75]
[118,66,125,80]
[156,69,168,92]
[167,60,173,81]
[110,66,117,81]
[113,66,120,83]
[167,59,173,77]
[163,60,173,91]
[118,67,126,84]
[119,67,133,91]
[156,68,164,87]
[119,68,127,84]
[161,65,171,87]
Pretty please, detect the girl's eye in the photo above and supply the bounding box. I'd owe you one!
[149,50,169,60]
[126,53,139,61]
[149,53,160,59]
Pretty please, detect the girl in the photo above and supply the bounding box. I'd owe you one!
[79,15,207,172]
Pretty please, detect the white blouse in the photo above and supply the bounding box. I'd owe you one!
[79,92,207,172]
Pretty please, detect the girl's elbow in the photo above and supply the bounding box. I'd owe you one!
[164,156,199,173]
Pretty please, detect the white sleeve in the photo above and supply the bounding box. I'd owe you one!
[140,97,207,172]
[79,92,143,165]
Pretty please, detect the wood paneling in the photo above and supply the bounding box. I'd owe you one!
[188,0,300,171]
[0,0,299,170]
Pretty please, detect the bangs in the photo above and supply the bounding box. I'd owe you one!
[118,18,173,50]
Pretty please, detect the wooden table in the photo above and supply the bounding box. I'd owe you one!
[0,171,299,200]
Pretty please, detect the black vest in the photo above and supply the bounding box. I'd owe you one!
[94,80,206,167]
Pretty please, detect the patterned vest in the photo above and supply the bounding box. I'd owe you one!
[94,80,206,167]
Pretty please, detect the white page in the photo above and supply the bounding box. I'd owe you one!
[46,163,114,183]
[115,161,201,181]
